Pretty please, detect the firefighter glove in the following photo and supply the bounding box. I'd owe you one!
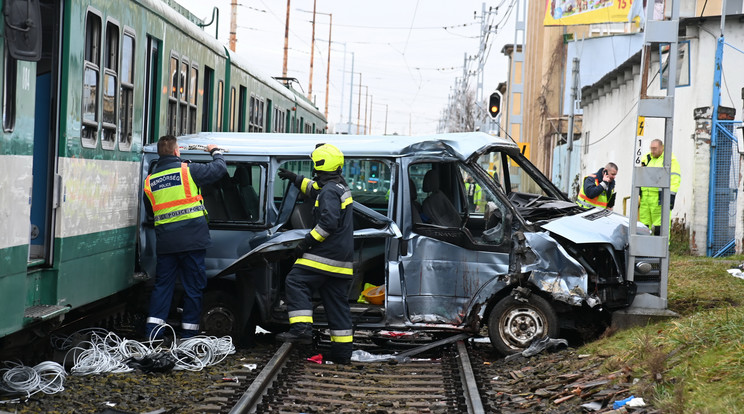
[278,168,297,182]
[293,240,309,258]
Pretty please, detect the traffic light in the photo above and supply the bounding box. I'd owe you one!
[488,91,502,119]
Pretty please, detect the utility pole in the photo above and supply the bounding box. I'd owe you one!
[347,53,354,134]
[363,87,368,134]
[565,57,579,194]
[229,0,237,52]
[307,0,317,101]
[339,42,347,125]
[324,13,332,120]
[282,0,291,77]
[356,73,362,134]
[369,95,373,135]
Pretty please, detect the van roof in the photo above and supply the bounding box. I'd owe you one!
[147,132,518,161]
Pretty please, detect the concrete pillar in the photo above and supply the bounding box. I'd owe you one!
[691,106,712,255]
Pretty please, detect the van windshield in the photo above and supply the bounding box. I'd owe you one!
[476,149,580,222]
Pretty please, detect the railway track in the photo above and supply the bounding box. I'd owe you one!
[218,336,485,414]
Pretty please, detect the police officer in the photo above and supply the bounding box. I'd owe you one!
[276,143,354,364]
[577,162,618,210]
[143,135,226,340]
[640,139,681,235]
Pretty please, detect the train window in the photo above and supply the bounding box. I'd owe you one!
[101,21,119,150]
[119,31,134,151]
[189,65,198,133]
[201,66,213,131]
[3,49,17,132]
[248,95,255,132]
[229,87,236,132]
[82,11,102,148]
[216,80,224,131]
[179,61,189,134]
[238,86,246,132]
[168,55,178,135]
[258,99,264,132]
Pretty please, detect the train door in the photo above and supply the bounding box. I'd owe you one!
[27,0,59,265]
[143,35,161,145]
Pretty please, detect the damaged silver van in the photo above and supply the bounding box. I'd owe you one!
[139,132,646,354]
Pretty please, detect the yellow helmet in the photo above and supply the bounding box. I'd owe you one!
[311,143,344,172]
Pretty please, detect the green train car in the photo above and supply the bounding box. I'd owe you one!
[0,0,325,352]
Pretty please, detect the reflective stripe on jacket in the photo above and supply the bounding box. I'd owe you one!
[294,175,354,278]
[144,163,205,226]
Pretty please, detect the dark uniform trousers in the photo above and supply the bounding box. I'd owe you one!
[285,267,353,358]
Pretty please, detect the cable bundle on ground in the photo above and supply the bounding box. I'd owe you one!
[0,361,66,403]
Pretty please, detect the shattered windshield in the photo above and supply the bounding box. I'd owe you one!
[476,148,580,222]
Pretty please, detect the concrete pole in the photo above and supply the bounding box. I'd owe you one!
[229,0,237,52]
[307,0,316,100]
[565,57,579,194]
[384,104,388,135]
[347,53,354,133]
[282,0,290,77]
[363,87,368,134]
[339,42,346,124]
[357,73,362,134]
[369,95,373,135]
[324,13,332,120]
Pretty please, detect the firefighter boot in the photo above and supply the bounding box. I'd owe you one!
[276,323,313,345]
[327,342,353,365]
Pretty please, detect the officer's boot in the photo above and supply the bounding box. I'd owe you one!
[276,323,313,344]
[327,342,353,365]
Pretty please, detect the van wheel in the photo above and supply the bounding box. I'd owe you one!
[488,293,558,355]
[201,291,249,344]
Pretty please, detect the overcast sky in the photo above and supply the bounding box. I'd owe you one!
[176,0,517,135]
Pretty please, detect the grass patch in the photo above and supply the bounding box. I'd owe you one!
[581,254,744,413]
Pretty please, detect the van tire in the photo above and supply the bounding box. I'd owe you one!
[488,293,559,355]
[201,290,253,346]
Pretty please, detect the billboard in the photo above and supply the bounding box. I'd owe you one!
[544,0,637,26]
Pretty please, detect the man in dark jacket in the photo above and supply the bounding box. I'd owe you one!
[143,135,226,340]
[576,162,617,210]
[276,143,354,364]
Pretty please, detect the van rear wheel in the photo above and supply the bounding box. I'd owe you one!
[488,293,558,355]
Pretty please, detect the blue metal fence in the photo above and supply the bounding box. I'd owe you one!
[708,120,740,257]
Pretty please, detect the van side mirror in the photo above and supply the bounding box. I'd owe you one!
[4,0,42,61]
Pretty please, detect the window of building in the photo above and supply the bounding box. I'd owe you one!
[119,30,134,151]
[82,10,102,148]
[3,48,17,132]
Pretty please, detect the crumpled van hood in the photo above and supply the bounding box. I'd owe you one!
[540,209,632,250]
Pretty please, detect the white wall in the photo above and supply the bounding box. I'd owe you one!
[579,18,744,253]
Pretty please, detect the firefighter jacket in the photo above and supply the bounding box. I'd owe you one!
[639,152,681,226]
[292,172,354,278]
[143,153,226,255]
[577,167,616,210]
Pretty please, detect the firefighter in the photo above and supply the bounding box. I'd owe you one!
[276,143,354,364]
[640,139,681,235]
[577,162,618,210]
[143,135,226,340]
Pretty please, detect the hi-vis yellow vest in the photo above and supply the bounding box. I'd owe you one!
[577,174,612,209]
[144,163,205,226]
